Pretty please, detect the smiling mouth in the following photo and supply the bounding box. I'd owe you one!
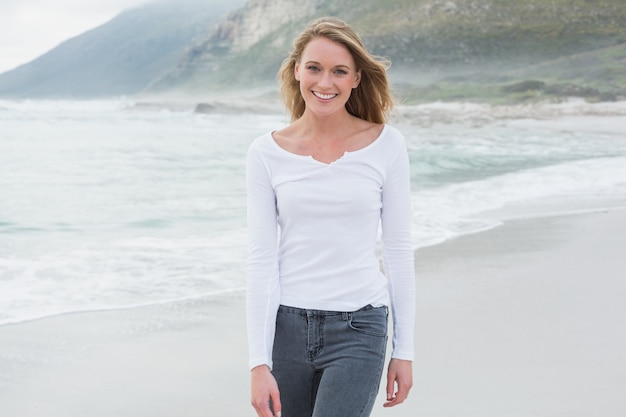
[312,91,338,100]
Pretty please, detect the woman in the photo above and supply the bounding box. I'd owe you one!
[246,17,415,417]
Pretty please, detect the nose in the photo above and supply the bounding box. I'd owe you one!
[318,71,332,88]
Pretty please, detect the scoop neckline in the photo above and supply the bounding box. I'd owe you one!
[269,124,388,165]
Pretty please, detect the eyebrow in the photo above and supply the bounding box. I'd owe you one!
[304,61,352,69]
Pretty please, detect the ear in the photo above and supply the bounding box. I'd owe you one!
[352,69,362,89]
[294,62,301,82]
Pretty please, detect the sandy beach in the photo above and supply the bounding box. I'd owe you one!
[410,207,626,417]
[1,201,624,416]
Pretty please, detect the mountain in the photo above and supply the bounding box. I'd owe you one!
[2,0,625,102]
[0,0,245,98]
[147,0,626,102]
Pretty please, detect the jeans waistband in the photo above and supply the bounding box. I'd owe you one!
[278,304,384,317]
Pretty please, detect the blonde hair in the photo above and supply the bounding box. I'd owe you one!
[278,17,393,124]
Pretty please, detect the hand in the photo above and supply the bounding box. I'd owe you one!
[250,365,282,417]
[383,358,413,407]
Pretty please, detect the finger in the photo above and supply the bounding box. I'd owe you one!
[383,380,411,407]
[383,392,404,408]
[385,368,397,401]
[271,388,282,417]
[394,383,410,404]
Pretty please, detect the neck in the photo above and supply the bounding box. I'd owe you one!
[297,108,356,142]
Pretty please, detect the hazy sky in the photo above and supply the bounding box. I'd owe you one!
[0,0,150,74]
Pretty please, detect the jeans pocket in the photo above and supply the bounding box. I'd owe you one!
[347,307,387,337]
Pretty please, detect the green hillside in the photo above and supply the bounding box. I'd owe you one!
[151,0,626,103]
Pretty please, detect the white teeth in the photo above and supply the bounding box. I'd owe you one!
[313,91,337,100]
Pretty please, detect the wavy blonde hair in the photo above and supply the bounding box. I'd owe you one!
[278,17,393,124]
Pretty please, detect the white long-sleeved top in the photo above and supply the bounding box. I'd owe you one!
[246,124,415,370]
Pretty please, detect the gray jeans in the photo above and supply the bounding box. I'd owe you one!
[272,304,388,417]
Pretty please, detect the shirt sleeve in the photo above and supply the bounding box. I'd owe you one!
[245,138,281,370]
[381,132,416,361]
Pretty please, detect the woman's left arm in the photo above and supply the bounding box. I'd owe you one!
[380,130,416,406]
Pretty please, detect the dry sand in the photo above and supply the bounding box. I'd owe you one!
[409,208,626,417]
[2,204,625,416]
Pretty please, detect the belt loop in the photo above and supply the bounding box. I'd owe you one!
[342,311,349,321]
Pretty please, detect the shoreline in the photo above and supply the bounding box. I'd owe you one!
[5,96,626,132]
[4,197,625,329]
[0,287,247,328]
[393,98,626,128]
[2,204,626,416]
[119,95,626,123]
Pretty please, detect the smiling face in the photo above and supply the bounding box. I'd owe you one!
[294,36,361,118]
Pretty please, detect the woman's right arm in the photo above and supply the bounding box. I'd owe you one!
[246,141,282,416]
[251,365,282,417]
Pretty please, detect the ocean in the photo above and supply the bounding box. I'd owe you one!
[1,99,625,326]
